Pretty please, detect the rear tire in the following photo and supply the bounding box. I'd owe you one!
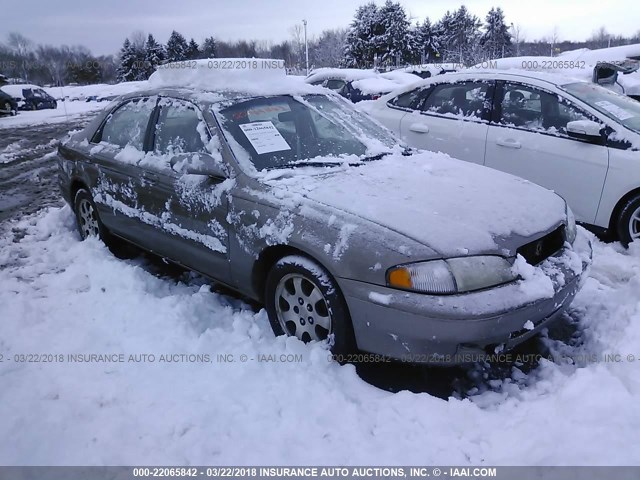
[616,194,640,247]
[73,188,111,244]
[265,255,357,358]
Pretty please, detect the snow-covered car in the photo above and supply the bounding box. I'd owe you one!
[305,68,400,102]
[0,89,18,116]
[483,43,640,101]
[57,60,591,364]
[362,70,640,245]
[402,63,459,79]
[0,84,57,110]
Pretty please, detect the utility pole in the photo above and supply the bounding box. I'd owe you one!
[303,19,309,75]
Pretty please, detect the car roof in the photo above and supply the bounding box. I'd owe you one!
[432,69,589,88]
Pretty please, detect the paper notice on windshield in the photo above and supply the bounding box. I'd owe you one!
[239,121,291,155]
[594,100,634,121]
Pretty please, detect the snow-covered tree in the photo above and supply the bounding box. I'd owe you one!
[201,37,217,58]
[343,1,415,67]
[143,34,165,78]
[343,2,380,67]
[480,7,512,59]
[165,30,188,62]
[186,38,200,60]
[116,38,137,82]
[376,0,413,66]
[412,18,440,63]
[310,29,347,68]
[436,6,482,65]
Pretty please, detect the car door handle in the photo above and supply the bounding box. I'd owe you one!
[409,123,430,134]
[495,138,521,149]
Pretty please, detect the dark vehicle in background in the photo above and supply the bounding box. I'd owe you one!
[0,84,57,110]
[0,89,18,116]
[305,68,400,103]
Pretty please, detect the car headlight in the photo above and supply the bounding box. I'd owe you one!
[566,204,577,244]
[387,256,517,295]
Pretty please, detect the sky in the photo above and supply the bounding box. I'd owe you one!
[1,0,638,56]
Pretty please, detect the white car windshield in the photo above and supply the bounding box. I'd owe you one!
[217,94,397,171]
[562,82,640,133]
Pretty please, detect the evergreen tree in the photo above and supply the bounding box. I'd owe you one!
[165,30,189,62]
[186,38,200,60]
[143,34,165,78]
[116,38,136,82]
[480,7,512,59]
[413,18,440,63]
[376,0,413,66]
[201,37,217,58]
[343,2,380,67]
[436,6,481,65]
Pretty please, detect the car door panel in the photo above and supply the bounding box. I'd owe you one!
[400,112,489,164]
[398,81,493,165]
[136,97,231,282]
[484,82,609,224]
[87,97,157,244]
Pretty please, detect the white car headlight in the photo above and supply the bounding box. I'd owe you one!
[387,256,517,294]
[566,205,577,244]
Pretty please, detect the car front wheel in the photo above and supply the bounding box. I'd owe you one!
[265,255,357,357]
[616,194,640,247]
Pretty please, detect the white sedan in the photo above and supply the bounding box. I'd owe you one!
[362,70,640,245]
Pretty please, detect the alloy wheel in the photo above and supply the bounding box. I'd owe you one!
[274,273,332,343]
[78,198,100,239]
[629,205,640,241]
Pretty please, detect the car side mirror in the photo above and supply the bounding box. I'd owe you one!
[170,153,228,178]
[566,120,604,143]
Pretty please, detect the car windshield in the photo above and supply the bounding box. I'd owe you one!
[562,82,640,133]
[216,94,396,171]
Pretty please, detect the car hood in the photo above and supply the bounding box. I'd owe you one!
[269,151,567,257]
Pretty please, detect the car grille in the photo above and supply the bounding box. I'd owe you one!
[516,226,565,265]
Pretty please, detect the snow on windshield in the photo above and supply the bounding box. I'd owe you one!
[215,94,397,174]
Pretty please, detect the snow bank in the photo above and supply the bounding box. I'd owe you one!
[1,207,640,465]
[0,101,105,130]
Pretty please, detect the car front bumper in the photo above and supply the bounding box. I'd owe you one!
[340,230,592,365]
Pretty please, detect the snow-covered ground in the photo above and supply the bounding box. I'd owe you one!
[0,81,150,130]
[0,101,105,130]
[1,205,639,465]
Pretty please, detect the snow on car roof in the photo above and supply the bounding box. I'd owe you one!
[449,68,589,87]
[148,58,322,97]
[305,68,379,83]
[351,77,402,95]
[0,84,45,98]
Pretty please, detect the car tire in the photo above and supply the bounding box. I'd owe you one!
[616,194,640,247]
[265,255,357,358]
[73,188,112,244]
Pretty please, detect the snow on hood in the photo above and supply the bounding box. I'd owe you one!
[149,59,322,97]
[273,151,566,255]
